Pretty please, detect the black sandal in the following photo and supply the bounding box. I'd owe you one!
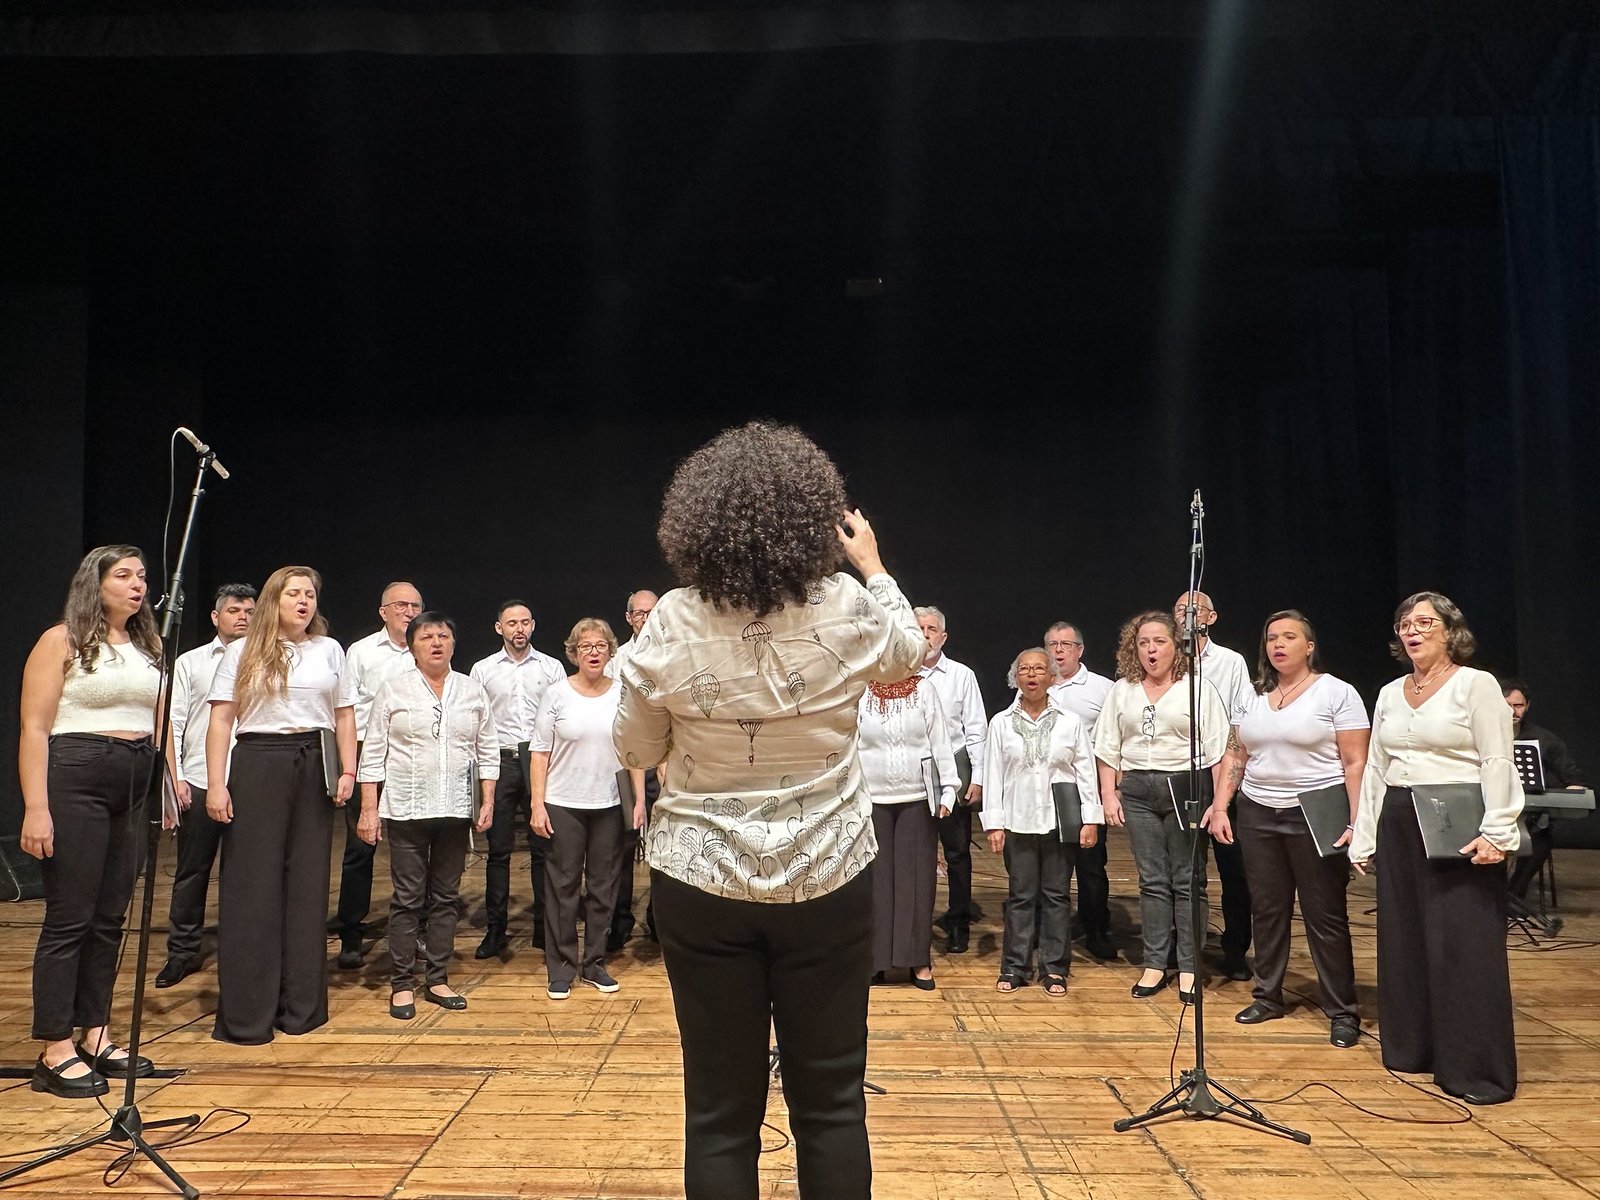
[1041,973,1068,997]
[995,973,1027,993]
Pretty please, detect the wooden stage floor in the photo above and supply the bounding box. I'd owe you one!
[2,835,1598,1199]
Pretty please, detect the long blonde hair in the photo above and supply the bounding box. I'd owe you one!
[233,566,328,715]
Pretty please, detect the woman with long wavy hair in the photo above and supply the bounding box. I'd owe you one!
[1092,610,1229,1005]
[18,546,165,1096]
[614,421,924,1200]
[205,566,356,1044]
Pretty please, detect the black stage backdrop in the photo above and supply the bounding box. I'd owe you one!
[2,3,1598,832]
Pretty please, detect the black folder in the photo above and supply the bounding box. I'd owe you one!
[1050,782,1083,844]
[1409,783,1532,860]
[1297,784,1351,858]
[320,728,340,798]
[952,746,973,807]
[1165,773,1212,832]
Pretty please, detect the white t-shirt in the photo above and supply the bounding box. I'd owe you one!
[1236,675,1369,808]
[533,677,624,810]
[208,635,355,734]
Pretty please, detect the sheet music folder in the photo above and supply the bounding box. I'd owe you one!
[1050,783,1082,844]
[1296,784,1350,858]
[1409,782,1533,859]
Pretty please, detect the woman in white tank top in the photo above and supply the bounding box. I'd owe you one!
[18,545,165,1098]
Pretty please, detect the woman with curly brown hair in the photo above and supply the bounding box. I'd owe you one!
[1350,592,1522,1103]
[205,566,357,1044]
[1092,610,1228,1004]
[19,546,165,1096]
[614,421,923,1200]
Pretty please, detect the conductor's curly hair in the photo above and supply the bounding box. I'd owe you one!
[657,421,847,617]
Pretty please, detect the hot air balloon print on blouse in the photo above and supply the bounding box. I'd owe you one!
[689,671,720,717]
[785,669,805,713]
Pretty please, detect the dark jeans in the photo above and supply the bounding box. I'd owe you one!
[1235,794,1357,1020]
[654,869,872,1200]
[1121,769,1210,973]
[937,802,976,923]
[214,732,334,1045]
[32,734,155,1041]
[485,750,549,934]
[1375,786,1516,1101]
[1001,831,1075,979]
[165,782,223,961]
[387,817,470,990]
[612,766,659,938]
[543,804,625,984]
[333,744,376,950]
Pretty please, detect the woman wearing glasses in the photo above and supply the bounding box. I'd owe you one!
[531,618,645,999]
[1217,610,1368,1047]
[982,649,1102,996]
[1350,593,1522,1104]
[356,612,497,1019]
[1092,611,1228,1004]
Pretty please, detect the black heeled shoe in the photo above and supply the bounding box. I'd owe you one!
[1131,973,1171,998]
[32,1054,109,1098]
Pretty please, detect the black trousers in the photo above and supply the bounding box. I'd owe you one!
[1375,786,1517,1101]
[1001,832,1075,979]
[937,802,976,923]
[1208,826,1252,959]
[543,804,625,985]
[654,869,872,1200]
[612,766,659,938]
[214,732,334,1045]
[484,750,549,934]
[1074,825,1110,937]
[870,801,937,973]
[165,782,223,961]
[1234,794,1358,1020]
[32,734,155,1042]
[387,817,470,990]
[334,741,375,951]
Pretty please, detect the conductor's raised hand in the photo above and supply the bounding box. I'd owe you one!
[835,509,886,578]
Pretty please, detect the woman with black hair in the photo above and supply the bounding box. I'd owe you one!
[614,421,923,1200]
[19,546,165,1096]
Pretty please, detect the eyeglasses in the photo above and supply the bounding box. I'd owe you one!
[384,601,423,612]
[1044,640,1082,651]
[1141,704,1157,738]
[1394,616,1441,635]
[575,641,610,656]
[1015,664,1052,676]
[627,608,654,620]
[430,702,442,739]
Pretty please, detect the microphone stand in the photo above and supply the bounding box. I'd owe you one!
[1113,490,1309,1144]
[0,449,218,1197]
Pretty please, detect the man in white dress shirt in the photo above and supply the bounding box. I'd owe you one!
[915,606,987,954]
[157,584,256,988]
[607,589,659,948]
[1044,621,1118,961]
[1175,590,1255,980]
[468,599,566,957]
[333,580,424,969]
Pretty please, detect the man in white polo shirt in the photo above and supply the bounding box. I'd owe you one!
[333,580,424,969]
[1045,620,1117,961]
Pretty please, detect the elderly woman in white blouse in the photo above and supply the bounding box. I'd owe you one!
[356,612,496,1020]
[858,673,958,989]
[1350,592,1522,1105]
[1093,611,1228,1005]
[981,648,1102,997]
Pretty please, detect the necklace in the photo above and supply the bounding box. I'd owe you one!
[867,676,921,715]
[1273,672,1316,710]
[1410,661,1455,695]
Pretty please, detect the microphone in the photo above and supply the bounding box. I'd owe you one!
[176,427,231,480]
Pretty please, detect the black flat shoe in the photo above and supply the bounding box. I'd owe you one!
[155,956,195,988]
[1330,1018,1360,1048]
[76,1041,154,1079]
[390,995,416,1020]
[1131,974,1171,999]
[911,974,936,991]
[31,1055,108,1098]
[945,924,970,954]
[474,930,507,960]
[336,947,364,970]
[1235,1002,1282,1025]
[422,988,468,1011]
[1178,988,1197,1005]
[1220,955,1252,982]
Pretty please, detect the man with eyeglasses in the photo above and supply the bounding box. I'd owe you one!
[469,600,566,957]
[916,605,988,954]
[1045,622,1117,960]
[607,589,661,948]
[1173,590,1256,981]
[333,580,425,969]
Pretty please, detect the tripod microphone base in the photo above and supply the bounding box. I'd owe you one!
[1114,1068,1311,1144]
[0,1104,203,1197]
